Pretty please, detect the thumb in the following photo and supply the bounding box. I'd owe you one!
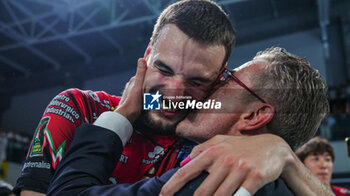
[135,58,147,87]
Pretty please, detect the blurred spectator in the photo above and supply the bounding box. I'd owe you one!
[296,137,350,196]
[0,129,30,164]
[328,94,350,140]
[319,116,333,140]
[332,113,350,140]
[0,132,7,162]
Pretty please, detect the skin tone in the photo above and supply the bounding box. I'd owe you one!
[303,152,333,186]
[176,59,273,143]
[20,191,44,196]
[162,58,281,196]
[21,24,225,196]
[24,51,333,196]
[101,54,334,196]
[120,56,333,196]
[160,57,334,196]
[137,24,225,135]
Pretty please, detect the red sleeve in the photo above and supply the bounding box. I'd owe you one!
[13,88,121,195]
[332,185,350,196]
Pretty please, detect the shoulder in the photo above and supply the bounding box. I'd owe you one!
[60,88,121,109]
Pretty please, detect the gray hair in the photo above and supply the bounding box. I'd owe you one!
[252,47,329,150]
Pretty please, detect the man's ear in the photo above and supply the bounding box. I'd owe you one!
[143,41,152,61]
[239,104,274,134]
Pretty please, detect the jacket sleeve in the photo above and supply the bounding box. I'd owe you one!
[46,123,177,196]
[173,172,294,196]
[46,123,294,196]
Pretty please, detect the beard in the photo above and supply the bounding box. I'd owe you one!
[134,110,186,135]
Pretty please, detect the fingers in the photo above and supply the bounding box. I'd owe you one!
[120,58,146,103]
[193,160,260,196]
[189,135,230,159]
[194,151,249,196]
[192,163,230,196]
[120,77,133,103]
[115,58,147,123]
[211,167,248,196]
[160,155,212,196]
[238,172,265,195]
[170,135,288,196]
[160,167,202,196]
[233,187,252,196]
[135,58,147,86]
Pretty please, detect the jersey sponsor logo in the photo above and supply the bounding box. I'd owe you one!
[46,98,80,123]
[148,146,164,159]
[142,146,164,165]
[48,100,80,119]
[23,161,51,170]
[29,117,50,157]
[88,91,111,110]
[43,128,66,170]
[119,154,129,164]
[54,94,70,102]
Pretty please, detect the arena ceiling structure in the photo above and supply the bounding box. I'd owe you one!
[0,0,350,98]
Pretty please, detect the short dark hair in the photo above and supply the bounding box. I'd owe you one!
[252,47,329,150]
[151,0,236,67]
[296,136,335,162]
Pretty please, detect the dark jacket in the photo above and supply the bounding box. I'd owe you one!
[47,124,294,196]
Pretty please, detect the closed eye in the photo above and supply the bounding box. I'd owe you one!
[187,77,212,87]
[154,60,174,76]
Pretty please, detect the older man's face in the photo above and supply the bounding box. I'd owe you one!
[137,24,226,135]
[175,59,270,143]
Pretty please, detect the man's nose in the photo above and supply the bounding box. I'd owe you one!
[318,160,328,169]
[165,77,186,99]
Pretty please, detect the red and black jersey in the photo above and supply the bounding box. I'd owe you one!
[14,88,186,195]
[333,185,350,196]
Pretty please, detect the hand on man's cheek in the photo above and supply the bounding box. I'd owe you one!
[116,58,147,123]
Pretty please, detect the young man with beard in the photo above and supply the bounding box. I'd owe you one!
[47,47,332,196]
[14,0,235,195]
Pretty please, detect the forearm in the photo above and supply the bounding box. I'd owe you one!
[21,190,45,196]
[46,122,175,196]
[282,152,334,196]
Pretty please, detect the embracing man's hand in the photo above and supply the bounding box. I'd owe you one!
[115,58,147,123]
[160,134,294,196]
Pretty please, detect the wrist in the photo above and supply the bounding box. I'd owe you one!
[115,106,137,123]
[281,149,298,180]
[268,134,296,180]
[93,111,133,146]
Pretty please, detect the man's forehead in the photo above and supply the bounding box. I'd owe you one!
[153,24,226,65]
[254,54,274,61]
[150,27,225,77]
[233,61,253,72]
[234,58,270,72]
